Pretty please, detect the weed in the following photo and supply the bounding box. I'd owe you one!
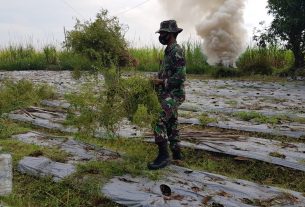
[0,79,56,115]
[65,70,161,136]
[225,100,238,107]
[199,113,217,126]
[71,68,82,80]
[233,111,280,125]
[0,119,29,139]
[269,152,286,159]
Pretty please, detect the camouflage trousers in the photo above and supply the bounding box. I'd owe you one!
[154,93,184,147]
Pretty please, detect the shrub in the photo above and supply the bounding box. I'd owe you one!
[65,69,161,136]
[64,9,131,67]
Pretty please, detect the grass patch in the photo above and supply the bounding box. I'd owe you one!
[233,111,305,125]
[199,113,217,126]
[233,111,280,124]
[0,79,56,115]
[182,148,305,192]
[0,131,117,207]
[0,119,29,139]
[82,136,305,193]
[225,100,238,107]
[0,172,118,207]
[0,139,70,163]
[0,135,164,206]
[269,152,286,159]
[76,135,165,181]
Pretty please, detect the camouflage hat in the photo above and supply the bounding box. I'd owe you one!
[156,20,183,34]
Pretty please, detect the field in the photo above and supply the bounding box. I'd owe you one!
[0,69,305,206]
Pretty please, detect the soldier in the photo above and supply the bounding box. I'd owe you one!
[148,20,186,170]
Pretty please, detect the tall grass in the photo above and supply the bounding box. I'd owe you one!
[0,45,46,70]
[182,41,212,74]
[129,46,162,72]
[0,43,297,77]
[237,46,294,75]
[0,44,92,71]
[130,41,212,74]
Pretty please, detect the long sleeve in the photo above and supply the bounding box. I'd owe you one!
[166,47,186,88]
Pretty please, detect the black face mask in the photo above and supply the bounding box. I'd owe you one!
[159,33,170,45]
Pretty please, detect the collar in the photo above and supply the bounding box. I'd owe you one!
[165,41,177,55]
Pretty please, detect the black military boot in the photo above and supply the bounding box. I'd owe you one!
[148,142,170,170]
[170,142,182,160]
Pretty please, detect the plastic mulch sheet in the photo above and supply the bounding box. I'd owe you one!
[102,165,305,207]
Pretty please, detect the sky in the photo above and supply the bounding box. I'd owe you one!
[0,0,274,48]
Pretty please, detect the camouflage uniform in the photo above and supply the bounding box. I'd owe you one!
[154,42,186,148]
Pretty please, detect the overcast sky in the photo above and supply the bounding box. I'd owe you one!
[0,0,273,48]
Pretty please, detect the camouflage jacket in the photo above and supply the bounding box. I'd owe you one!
[157,42,186,103]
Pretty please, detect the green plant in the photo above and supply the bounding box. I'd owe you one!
[269,152,286,159]
[129,46,162,72]
[58,51,92,71]
[233,111,280,125]
[118,75,161,122]
[0,45,46,70]
[130,41,211,74]
[132,104,153,128]
[43,45,58,65]
[0,79,56,115]
[267,0,305,69]
[212,65,240,78]
[64,9,131,67]
[199,113,217,127]
[182,41,211,74]
[0,119,28,139]
[65,69,161,136]
[237,46,294,76]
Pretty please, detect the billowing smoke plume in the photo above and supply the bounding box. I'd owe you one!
[159,0,247,67]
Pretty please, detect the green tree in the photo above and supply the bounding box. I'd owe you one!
[267,0,305,69]
[64,9,131,67]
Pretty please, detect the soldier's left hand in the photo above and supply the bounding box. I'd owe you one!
[151,78,164,86]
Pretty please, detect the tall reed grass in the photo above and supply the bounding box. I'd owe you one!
[0,44,92,71]
[237,46,294,75]
[129,46,162,72]
[129,41,212,74]
[0,43,297,77]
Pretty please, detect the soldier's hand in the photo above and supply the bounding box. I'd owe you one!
[150,78,164,86]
